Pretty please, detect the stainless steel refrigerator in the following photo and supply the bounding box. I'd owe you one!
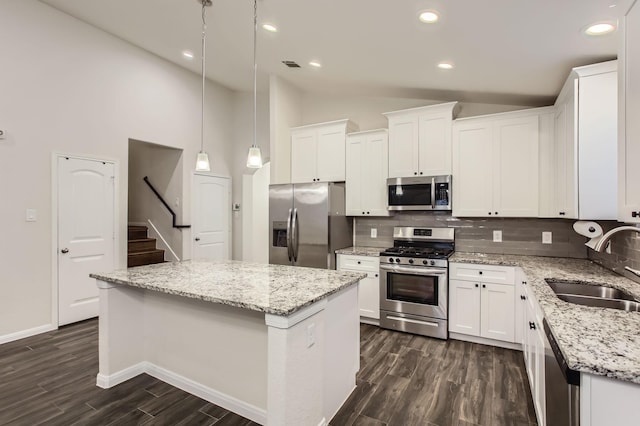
[269,182,353,269]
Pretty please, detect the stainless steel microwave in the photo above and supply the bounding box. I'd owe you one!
[387,175,452,211]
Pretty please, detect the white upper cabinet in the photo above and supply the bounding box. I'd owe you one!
[554,60,618,220]
[384,102,459,178]
[620,2,640,223]
[290,119,358,184]
[345,130,389,216]
[453,109,543,217]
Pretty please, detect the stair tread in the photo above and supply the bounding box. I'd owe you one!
[128,225,148,230]
[128,249,164,256]
[128,238,156,243]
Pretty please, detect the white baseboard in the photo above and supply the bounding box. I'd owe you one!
[96,362,146,388]
[0,324,57,345]
[449,332,522,351]
[97,362,267,425]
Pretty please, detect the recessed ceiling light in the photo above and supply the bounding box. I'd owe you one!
[418,10,439,24]
[585,22,616,35]
[262,23,278,32]
[437,62,454,70]
[182,50,194,60]
[309,61,322,68]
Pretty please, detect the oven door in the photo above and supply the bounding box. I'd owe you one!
[379,263,448,319]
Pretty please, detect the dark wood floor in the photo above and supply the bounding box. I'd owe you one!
[0,320,536,426]
[331,324,537,426]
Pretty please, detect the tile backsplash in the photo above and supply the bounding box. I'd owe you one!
[355,212,588,259]
[587,221,640,284]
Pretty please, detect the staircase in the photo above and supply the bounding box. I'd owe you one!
[127,225,165,267]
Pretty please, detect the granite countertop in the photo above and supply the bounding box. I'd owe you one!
[450,252,640,384]
[90,260,366,317]
[335,246,383,257]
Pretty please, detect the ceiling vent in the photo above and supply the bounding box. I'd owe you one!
[282,60,301,68]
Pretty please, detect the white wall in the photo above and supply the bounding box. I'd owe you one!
[231,92,270,261]
[269,76,303,185]
[299,93,530,130]
[0,1,236,337]
[242,163,270,263]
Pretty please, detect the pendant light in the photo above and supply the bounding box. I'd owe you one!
[246,0,263,168]
[195,0,212,172]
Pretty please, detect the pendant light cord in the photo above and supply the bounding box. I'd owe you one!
[252,0,258,149]
[201,2,207,154]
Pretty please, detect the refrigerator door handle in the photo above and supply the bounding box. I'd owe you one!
[286,208,293,262]
[292,208,299,262]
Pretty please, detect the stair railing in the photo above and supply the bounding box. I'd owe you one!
[143,176,190,229]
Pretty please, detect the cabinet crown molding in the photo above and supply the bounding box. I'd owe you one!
[383,101,460,118]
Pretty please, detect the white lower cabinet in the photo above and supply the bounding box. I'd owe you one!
[520,272,546,426]
[337,254,380,322]
[449,263,516,343]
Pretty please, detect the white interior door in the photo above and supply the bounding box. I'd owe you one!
[192,173,231,260]
[58,156,115,326]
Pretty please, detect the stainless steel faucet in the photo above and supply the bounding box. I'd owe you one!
[593,225,640,252]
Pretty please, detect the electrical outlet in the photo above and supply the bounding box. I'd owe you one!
[493,230,502,243]
[371,228,377,238]
[542,231,552,244]
[307,323,315,348]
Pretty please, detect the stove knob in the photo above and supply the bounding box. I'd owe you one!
[395,258,401,263]
[430,260,436,266]
[408,259,414,264]
[389,257,394,263]
[422,260,428,265]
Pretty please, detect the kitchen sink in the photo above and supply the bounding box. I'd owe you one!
[545,279,640,312]
[555,294,640,312]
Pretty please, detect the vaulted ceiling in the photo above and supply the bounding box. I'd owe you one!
[39,0,630,105]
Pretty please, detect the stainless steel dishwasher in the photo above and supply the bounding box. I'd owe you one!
[543,319,580,426]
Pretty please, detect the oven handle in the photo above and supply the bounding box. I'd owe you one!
[386,315,440,328]
[379,263,447,276]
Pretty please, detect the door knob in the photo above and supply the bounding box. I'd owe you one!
[61,248,69,254]
[195,237,201,241]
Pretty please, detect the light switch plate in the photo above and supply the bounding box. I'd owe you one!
[371,228,377,238]
[542,231,552,244]
[26,209,37,222]
[493,230,502,242]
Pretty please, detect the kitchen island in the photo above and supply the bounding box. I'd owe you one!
[90,260,366,426]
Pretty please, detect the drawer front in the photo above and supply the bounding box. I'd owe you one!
[337,254,379,272]
[449,262,515,285]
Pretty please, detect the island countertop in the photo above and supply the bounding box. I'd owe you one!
[450,252,640,384]
[90,260,366,317]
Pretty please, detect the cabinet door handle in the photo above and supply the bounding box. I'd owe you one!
[419,172,423,175]
[488,212,492,215]
[478,271,483,275]
[522,281,527,285]
[529,321,536,330]
[475,283,479,288]
[195,237,200,241]
[482,284,486,288]
[633,211,640,218]
[559,212,566,216]
[357,261,361,264]
[61,248,69,254]
[375,274,378,277]
[414,172,418,175]
[520,295,526,300]
[495,212,498,215]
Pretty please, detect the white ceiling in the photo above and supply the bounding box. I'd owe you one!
[39,0,630,106]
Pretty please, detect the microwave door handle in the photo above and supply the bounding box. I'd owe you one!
[430,177,436,209]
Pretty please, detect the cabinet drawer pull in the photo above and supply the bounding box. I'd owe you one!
[375,274,378,277]
[559,212,566,216]
[529,321,536,330]
[482,284,487,288]
[520,295,526,300]
[633,211,640,218]
[478,271,483,275]
[475,283,479,288]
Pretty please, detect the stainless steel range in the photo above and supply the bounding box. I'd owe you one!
[379,227,454,339]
